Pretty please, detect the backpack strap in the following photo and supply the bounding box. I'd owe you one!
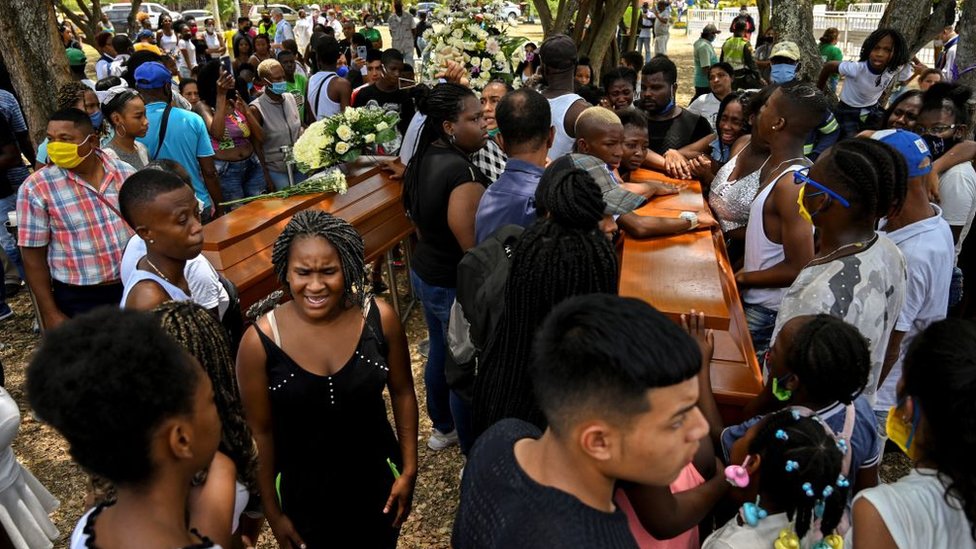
[152,103,173,160]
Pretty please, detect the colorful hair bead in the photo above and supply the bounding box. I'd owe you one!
[814,500,826,519]
[725,456,752,488]
[785,460,799,472]
[741,500,768,527]
[822,485,834,498]
[813,535,844,549]
[802,482,815,497]
[774,528,800,549]
[837,474,850,488]
[837,438,848,455]
[790,409,801,421]
[775,429,789,441]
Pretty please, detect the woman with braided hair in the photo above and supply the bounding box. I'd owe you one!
[403,82,490,454]
[153,301,259,549]
[772,138,908,408]
[472,162,619,436]
[236,210,418,549]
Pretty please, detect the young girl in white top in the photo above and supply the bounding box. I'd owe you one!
[850,319,976,549]
[817,28,914,140]
[704,410,848,549]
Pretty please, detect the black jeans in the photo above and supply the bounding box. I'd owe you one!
[51,279,123,318]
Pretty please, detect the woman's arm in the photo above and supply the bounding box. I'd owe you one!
[852,496,899,549]
[377,299,419,527]
[206,71,237,141]
[679,134,717,158]
[236,325,306,549]
[447,182,486,251]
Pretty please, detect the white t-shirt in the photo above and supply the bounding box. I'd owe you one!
[704,511,819,548]
[687,92,721,130]
[773,235,907,406]
[938,162,976,256]
[639,9,653,38]
[849,469,976,549]
[875,208,954,410]
[654,6,670,36]
[399,111,427,166]
[838,60,913,108]
[177,38,197,71]
[121,236,230,318]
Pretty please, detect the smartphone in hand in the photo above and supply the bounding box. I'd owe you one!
[220,55,233,75]
[356,45,368,60]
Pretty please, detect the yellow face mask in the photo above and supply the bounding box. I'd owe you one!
[797,184,813,224]
[47,135,94,169]
[886,401,921,461]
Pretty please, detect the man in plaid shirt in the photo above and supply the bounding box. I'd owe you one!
[17,108,135,329]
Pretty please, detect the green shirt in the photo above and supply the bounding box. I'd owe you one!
[820,43,844,91]
[363,27,381,48]
[287,73,308,119]
[694,38,718,88]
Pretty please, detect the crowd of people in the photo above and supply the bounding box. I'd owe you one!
[0,2,973,548]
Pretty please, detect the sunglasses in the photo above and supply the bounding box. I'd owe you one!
[793,167,850,208]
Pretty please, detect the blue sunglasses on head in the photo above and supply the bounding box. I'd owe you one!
[793,167,850,208]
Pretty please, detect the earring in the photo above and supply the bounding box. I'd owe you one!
[117,124,126,138]
[449,133,456,144]
[149,239,155,244]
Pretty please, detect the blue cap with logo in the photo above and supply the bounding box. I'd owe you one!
[134,61,172,89]
[872,128,932,179]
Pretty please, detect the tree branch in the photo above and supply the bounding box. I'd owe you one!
[531,0,553,34]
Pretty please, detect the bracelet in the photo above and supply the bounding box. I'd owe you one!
[679,211,699,230]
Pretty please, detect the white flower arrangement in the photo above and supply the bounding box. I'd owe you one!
[291,106,400,173]
[419,0,527,92]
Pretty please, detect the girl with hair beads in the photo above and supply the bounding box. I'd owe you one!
[100,87,150,169]
[403,82,490,454]
[236,210,418,549]
[851,318,976,548]
[704,411,848,548]
[706,315,881,499]
[28,309,222,549]
[153,301,259,549]
[817,28,915,139]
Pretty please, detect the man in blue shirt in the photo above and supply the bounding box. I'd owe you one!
[271,8,294,52]
[134,62,221,219]
[475,88,553,244]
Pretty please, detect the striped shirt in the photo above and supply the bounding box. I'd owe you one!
[17,150,135,285]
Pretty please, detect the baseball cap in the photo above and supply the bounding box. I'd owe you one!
[872,129,932,179]
[547,154,646,215]
[66,48,87,67]
[136,29,154,40]
[134,61,172,89]
[770,41,801,61]
[702,24,720,35]
[539,34,577,72]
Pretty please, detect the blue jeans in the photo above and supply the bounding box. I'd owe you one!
[410,269,474,454]
[0,194,22,281]
[215,155,267,207]
[637,36,651,62]
[267,168,307,191]
[744,302,778,369]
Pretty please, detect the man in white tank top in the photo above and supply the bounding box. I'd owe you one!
[538,34,590,160]
[306,36,351,122]
[736,83,829,358]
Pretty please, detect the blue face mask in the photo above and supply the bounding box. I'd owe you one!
[89,110,104,130]
[247,82,255,92]
[770,63,798,84]
[269,81,289,95]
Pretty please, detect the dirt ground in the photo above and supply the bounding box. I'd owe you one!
[4,27,910,549]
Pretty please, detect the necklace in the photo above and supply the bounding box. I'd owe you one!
[762,156,810,187]
[145,257,171,283]
[812,233,878,265]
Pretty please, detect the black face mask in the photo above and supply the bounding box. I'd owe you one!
[924,135,961,159]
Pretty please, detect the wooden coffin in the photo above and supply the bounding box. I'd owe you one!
[619,169,763,423]
[201,162,413,311]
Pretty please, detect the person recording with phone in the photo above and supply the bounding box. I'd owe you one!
[194,60,268,208]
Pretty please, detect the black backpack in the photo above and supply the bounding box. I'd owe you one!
[445,224,523,401]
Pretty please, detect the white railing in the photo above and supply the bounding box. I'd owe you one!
[685,7,935,66]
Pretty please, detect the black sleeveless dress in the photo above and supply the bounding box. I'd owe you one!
[255,299,402,548]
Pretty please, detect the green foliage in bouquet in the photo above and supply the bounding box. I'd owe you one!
[292,106,400,173]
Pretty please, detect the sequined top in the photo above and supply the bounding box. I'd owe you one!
[708,151,768,233]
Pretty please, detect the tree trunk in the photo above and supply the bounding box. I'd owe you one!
[577,0,630,82]
[531,0,554,33]
[757,0,770,38]
[626,0,639,52]
[0,0,71,146]
[770,0,821,84]
[879,0,954,56]
[954,0,976,135]
[572,0,593,44]
[128,1,144,36]
[531,0,580,37]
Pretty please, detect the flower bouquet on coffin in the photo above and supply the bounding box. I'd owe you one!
[220,106,399,207]
[419,0,527,91]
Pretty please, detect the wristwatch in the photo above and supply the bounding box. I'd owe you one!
[679,211,699,231]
